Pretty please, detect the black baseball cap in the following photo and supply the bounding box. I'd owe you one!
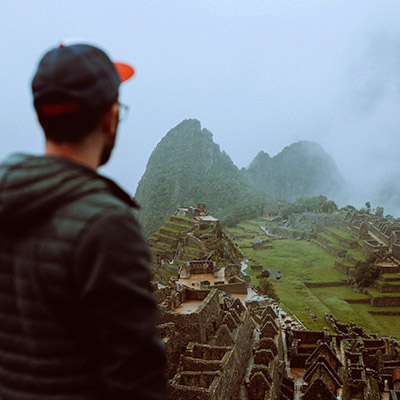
[32,43,134,117]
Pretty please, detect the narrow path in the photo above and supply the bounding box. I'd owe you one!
[260,225,282,239]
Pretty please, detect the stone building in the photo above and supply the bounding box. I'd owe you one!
[159,287,255,399]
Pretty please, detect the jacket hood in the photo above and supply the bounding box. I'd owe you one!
[0,154,138,231]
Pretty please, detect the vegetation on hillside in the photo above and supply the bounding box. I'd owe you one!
[244,141,346,201]
[134,120,348,236]
[280,195,338,219]
[135,119,265,235]
[258,278,279,300]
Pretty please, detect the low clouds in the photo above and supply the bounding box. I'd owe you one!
[349,32,400,115]
[1,1,400,216]
[331,29,400,214]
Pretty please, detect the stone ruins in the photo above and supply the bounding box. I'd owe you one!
[150,206,400,399]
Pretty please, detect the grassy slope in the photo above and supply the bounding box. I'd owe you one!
[228,219,400,338]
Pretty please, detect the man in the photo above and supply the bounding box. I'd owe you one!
[0,44,168,399]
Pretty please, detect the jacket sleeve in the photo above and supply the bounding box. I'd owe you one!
[73,211,169,400]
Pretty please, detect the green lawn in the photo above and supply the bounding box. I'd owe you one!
[243,239,348,283]
[366,288,400,298]
[243,238,350,330]
[320,227,366,262]
[346,248,366,261]
[232,219,400,338]
[237,223,265,238]
[376,280,400,286]
[381,273,400,280]
[318,232,364,260]
[326,226,363,245]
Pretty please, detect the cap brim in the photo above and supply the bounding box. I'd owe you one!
[114,62,135,82]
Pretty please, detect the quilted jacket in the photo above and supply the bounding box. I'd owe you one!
[0,154,168,399]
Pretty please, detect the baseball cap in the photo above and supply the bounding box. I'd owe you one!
[32,44,134,117]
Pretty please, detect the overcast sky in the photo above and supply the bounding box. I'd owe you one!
[1,1,400,214]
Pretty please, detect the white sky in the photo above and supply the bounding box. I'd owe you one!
[1,0,400,213]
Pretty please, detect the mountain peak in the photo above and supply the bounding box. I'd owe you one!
[135,119,262,235]
[135,119,345,235]
[246,141,344,201]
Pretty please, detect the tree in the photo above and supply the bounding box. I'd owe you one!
[375,207,384,218]
[257,270,270,279]
[340,204,356,213]
[354,255,379,287]
[258,278,279,300]
[279,195,338,219]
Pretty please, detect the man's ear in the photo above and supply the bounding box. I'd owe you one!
[101,103,119,137]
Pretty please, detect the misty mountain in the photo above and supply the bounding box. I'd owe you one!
[135,119,264,235]
[244,141,346,201]
[134,120,348,235]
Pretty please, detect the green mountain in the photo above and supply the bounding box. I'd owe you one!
[135,119,264,236]
[244,141,345,201]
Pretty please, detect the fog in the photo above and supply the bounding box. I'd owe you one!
[1,1,399,216]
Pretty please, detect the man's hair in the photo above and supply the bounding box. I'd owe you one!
[37,102,115,143]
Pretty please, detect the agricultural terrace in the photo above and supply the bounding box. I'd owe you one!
[227,219,400,338]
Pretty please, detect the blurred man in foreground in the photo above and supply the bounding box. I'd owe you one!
[0,43,168,399]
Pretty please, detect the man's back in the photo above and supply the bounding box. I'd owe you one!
[0,154,168,399]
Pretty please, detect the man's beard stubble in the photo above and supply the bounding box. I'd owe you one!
[99,134,116,166]
[99,112,118,166]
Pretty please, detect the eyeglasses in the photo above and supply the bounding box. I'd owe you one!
[118,102,130,123]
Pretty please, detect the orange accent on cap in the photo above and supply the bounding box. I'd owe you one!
[114,62,135,82]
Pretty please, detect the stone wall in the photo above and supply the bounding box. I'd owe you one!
[224,264,241,281]
[177,345,236,397]
[170,371,223,400]
[324,228,359,252]
[289,213,346,232]
[184,236,203,249]
[367,292,400,307]
[158,234,179,247]
[339,238,360,249]
[252,241,273,250]
[264,224,316,240]
[160,289,222,344]
[189,260,216,275]
[345,254,360,265]
[154,286,174,304]
[393,244,400,260]
[169,215,196,226]
[312,240,347,259]
[363,240,388,257]
[170,294,254,400]
[166,221,193,232]
[345,298,370,304]
[379,265,400,274]
[334,261,353,276]
[303,281,347,288]
[212,282,248,295]
[316,233,332,246]
[293,330,328,344]
[160,227,181,238]
[375,282,400,293]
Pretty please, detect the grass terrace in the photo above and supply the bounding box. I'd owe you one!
[230,218,400,338]
[326,226,363,245]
